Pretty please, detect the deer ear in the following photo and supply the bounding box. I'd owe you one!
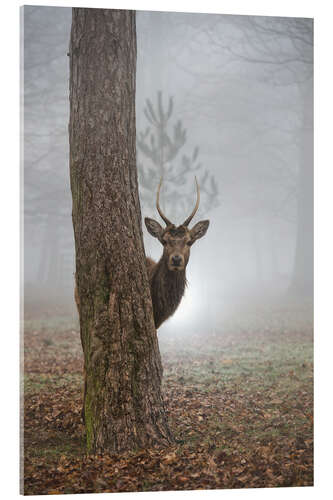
[144,217,163,239]
[190,220,209,243]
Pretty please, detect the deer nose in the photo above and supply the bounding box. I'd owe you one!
[171,255,182,267]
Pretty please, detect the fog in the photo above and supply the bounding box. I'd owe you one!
[23,7,313,337]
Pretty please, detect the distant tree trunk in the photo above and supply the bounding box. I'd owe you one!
[290,78,314,296]
[251,221,263,283]
[69,8,173,453]
[46,224,59,287]
[270,229,279,280]
[37,216,52,284]
[37,215,60,292]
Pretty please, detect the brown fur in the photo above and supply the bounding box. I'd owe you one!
[146,256,187,329]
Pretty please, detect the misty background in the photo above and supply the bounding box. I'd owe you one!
[23,6,313,336]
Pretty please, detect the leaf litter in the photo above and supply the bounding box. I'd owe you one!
[23,306,313,494]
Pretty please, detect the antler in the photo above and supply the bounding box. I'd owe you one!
[156,177,172,227]
[182,177,200,227]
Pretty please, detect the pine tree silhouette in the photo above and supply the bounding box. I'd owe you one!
[137,91,219,223]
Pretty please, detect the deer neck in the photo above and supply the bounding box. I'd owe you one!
[150,257,187,328]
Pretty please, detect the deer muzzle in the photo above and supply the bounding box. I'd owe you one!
[169,254,185,271]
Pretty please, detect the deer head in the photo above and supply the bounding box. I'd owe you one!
[145,178,209,272]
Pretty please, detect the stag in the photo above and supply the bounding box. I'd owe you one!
[145,177,209,329]
[76,177,208,421]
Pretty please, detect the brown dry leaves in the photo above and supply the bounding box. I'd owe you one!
[23,312,313,495]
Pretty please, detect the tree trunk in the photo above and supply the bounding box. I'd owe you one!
[37,216,53,284]
[69,8,173,453]
[251,220,263,283]
[290,78,313,297]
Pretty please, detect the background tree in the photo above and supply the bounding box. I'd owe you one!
[137,91,218,223]
[23,6,73,307]
[215,16,313,295]
[171,15,313,293]
[69,8,173,453]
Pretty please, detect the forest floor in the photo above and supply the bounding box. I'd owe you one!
[23,300,313,495]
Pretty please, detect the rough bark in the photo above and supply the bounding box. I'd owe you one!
[69,8,173,453]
